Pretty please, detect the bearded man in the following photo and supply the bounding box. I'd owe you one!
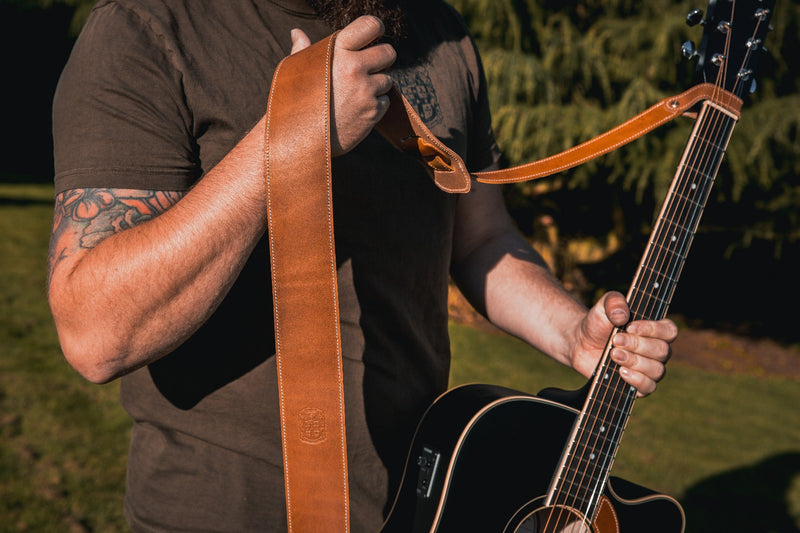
[49,1,677,531]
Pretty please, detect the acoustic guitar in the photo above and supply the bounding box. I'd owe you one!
[382,1,775,531]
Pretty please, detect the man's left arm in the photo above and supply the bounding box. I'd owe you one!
[450,181,677,396]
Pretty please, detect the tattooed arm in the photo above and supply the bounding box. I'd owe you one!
[48,118,270,383]
[49,17,396,383]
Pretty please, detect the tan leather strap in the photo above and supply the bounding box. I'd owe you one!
[265,33,349,532]
[377,82,742,193]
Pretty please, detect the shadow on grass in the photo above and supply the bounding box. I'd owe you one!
[681,451,800,533]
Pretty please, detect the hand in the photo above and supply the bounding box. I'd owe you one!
[290,16,397,156]
[571,291,677,397]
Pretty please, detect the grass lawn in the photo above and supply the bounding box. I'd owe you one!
[1,182,798,532]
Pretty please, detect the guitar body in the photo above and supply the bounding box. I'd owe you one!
[382,384,685,532]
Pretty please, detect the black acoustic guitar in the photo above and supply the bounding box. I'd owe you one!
[382,1,775,531]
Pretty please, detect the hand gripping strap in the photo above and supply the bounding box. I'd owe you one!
[265,33,349,532]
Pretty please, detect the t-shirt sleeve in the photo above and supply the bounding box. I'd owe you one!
[454,15,503,174]
[467,53,502,174]
[53,2,198,195]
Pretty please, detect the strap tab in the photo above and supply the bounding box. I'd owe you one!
[377,83,741,191]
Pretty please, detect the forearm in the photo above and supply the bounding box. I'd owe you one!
[49,117,269,383]
[452,230,588,370]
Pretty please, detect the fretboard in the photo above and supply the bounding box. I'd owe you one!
[547,100,738,520]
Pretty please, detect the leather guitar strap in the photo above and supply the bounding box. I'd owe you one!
[264,33,741,533]
[265,34,349,532]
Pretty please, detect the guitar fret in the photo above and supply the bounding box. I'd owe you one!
[689,127,730,154]
[668,187,708,210]
[554,475,605,505]
[630,270,678,311]
[638,254,683,282]
[652,218,694,258]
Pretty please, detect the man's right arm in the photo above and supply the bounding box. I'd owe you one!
[48,16,397,384]
[48,118,271,384]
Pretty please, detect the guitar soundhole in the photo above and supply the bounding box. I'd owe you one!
[512,505,592,533]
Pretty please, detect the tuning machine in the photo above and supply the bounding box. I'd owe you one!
[681,40,700,60]
[686,9,705,27]
[682,9,705,61]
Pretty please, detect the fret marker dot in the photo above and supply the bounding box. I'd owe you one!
[671,235,678,242]
[604,373,610,380]
[600,426,606,433]
[590,453,596,461]
[691,183,697,190]
[653,282,660,289]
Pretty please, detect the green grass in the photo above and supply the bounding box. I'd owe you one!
[2,183,798,532]
[0,183,129,532]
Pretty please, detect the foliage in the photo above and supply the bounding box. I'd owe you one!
[449,0,800,273]
[6,0,94,35]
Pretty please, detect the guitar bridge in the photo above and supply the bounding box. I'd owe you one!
[415,447,441,500]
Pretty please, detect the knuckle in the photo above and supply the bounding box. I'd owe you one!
[378,42,397,62]
[360,15,384,35]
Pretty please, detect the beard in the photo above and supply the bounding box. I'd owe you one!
[307,0,408,43]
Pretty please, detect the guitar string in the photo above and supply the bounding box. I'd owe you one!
[571,6,760,518]
[539,5,763,527]
[541,77,727,533]
[540,8,760,532]
[571,24,740,515]
[565,102,732,529]
[549,88,730,522]
[538,101,729,530]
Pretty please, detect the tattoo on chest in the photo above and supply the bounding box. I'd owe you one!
[391,65,442,128]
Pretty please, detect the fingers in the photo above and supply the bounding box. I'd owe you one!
[287,16,397,156]
[290,28,311,55]
[336,15,385,51]
[335,15,396,91]
[611,346,668,397]
[611,318,677,397]
[328,16,397,156]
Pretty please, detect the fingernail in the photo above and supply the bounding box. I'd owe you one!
[611,348,628,363]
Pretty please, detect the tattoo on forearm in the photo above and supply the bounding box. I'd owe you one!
[48,188,183,283]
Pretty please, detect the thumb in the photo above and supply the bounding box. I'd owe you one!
[581,292,626,347]
[601,291,631,327]
[290,28,312,55]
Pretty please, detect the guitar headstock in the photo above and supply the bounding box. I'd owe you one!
[683,0,776,99]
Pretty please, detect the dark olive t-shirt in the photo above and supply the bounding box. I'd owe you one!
[53,0,500,531]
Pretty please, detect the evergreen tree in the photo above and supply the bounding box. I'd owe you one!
[450,0,799,300]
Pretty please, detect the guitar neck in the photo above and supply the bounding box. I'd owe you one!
[547,100,739,520]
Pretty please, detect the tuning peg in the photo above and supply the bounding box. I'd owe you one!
[681,40,699,60]
[686,9,704,26]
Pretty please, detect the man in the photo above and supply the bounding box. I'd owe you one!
[48,1,676,531]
